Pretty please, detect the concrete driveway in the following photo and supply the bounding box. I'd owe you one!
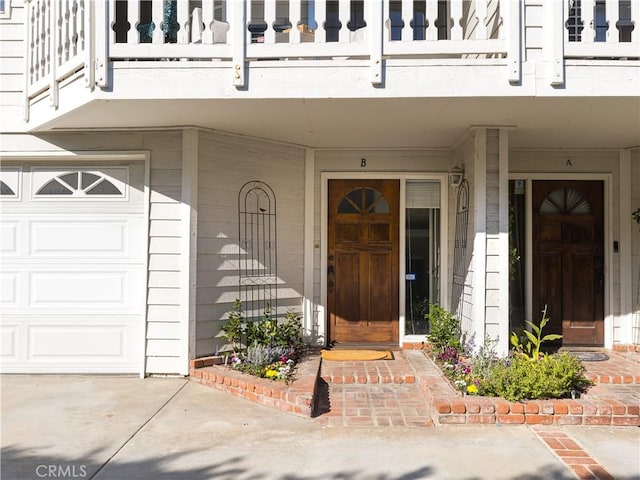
[2,375,639,480]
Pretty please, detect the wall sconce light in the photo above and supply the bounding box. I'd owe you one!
[448,164,464,188]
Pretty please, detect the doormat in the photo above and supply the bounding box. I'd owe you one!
[321,350,394,361]
[567,351,610,362]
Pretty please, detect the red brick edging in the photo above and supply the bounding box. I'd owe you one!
[189,350,321,418]
[405,351,640,427]
[189,347,639,427]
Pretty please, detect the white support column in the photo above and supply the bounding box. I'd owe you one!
[49,0,58,108]
[369,0,383,85]
[548,0,565,86]
[472,128,487,349]
[180,128,199,375]
[505,0,522,84]
[497,128,510,356]
[93,0,108,88]
[303,149,316,343]
[620,149,633,345]
[230,0,246,87]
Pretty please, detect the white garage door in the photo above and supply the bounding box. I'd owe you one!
[0,164,147,373]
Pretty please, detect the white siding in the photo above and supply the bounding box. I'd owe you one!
[524,1,544,60]
[195,131,306,357]
[145,132,184,374]
[0,0,25,133]
[485,129,501,341]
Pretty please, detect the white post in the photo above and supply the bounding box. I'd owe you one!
[548,0,564,86]
[290,0,301,43]
[128,0,140,44]
[476,0,488,40]
[620,149,633,345]
[264,0,276,44]
[230,0,246,87]
[177,0,190,44]
[401,0,413,41]
[582,0,596,42]
[505,0,522,84]
[450,0,463,40]
[498,128,510,356]
[605,0,619,43]
[369,0,383,85]
[339,0,350,42]
[49,0,58,108]
[314,0,327,43]
[152,0,164,44]
[181,128,199,376]
[472,128,487,350]
[303,149,315,343]
[425,0,438,41]
[93,0,108,88]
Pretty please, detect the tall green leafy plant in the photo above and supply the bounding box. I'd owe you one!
[510,305,562,360]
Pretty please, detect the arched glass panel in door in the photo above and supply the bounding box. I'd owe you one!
[338,187,390,214]
[540,188,593,215]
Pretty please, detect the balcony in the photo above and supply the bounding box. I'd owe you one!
[23,1,640,147]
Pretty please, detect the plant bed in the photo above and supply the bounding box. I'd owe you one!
[405,350,640,427]
[189,348,322,418]
[416,304,639,426]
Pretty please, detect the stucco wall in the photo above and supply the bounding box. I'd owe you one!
[195,131,306,357]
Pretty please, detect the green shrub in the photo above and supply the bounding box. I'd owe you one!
[481,353,591,401]
[246,307,304,350]
[426,304,461,354]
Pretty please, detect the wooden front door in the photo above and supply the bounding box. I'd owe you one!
[532,180,604,346]
[328,179,400,344]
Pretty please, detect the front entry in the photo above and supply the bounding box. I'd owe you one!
[532,180,605,346]
[328,179,400,344]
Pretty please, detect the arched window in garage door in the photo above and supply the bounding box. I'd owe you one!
[34,170,125,197]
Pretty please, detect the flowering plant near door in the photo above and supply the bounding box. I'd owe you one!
[428,305,592,401]
[217,300,305,382]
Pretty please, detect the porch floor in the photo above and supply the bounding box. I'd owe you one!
[190,346,639,431]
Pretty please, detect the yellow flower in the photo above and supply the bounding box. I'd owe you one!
[467,384,478,395]
[265,369,278,378]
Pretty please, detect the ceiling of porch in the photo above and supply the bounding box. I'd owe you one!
[41,96,639,150]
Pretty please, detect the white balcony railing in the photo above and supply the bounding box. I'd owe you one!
[24,1,640,115]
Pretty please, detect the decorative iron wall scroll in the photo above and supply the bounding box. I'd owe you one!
[451,179,470,316]
[238,181,277,321]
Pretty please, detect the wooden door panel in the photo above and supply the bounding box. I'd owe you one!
[328,179,399,344]
[368,253,393,321]
[333,251,359,323]
[532,180,604,346]
[534,254,564,336]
